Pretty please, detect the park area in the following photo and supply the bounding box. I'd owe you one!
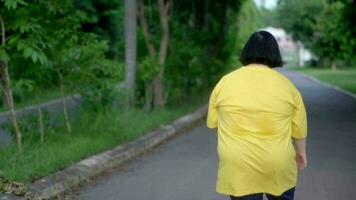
[0,0,355,199]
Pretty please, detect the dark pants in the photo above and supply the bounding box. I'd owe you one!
[230,187,295,200]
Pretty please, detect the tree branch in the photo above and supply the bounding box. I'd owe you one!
[138,0,157,58]
[0,14,5,46]
[157,0,170,66]
[164,0,172,15]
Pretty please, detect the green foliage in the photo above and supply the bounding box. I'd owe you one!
[134,0,246,105]
[1,0,247,110]
[313,2,344,60]
[259,8,278,27]
[277,0,356,67]
[165,37,205,101]
[67,36,122,110]
[277,0,325,50]
[1,0,27,10]
[74,0,124,59]
[236,0,263,59]
[139,56,160,81]
[1,0,122,110]
[11,79,35,102]
[314,1,356,65]
[0,48,10,62]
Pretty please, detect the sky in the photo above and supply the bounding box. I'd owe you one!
[253,0,278,10]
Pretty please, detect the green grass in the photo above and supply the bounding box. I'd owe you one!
[290,67,356,94]
[0,96,207,183]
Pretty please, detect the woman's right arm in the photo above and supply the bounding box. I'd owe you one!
[293,138,307,170]
[291,89,308,170]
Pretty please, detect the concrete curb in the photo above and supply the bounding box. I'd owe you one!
[297,72,356,100]
[0,105,208,200]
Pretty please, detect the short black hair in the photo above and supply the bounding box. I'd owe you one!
[239,31,284,68]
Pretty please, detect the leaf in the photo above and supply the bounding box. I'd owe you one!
[16,41,25,51]
[23,46,34,58]
[3,0,26,9]
[31,52,38,63]
[0,49,10,62]
[4,0,18,9]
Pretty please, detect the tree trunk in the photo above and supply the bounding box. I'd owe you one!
[138,0,156,110]
[154,0,171,109]
[124,0,137,108]
[138,0,157,58]
[57,70,71,135]
[0,62,22,151]
[0,14,22,152]
[153,75,164,108]
[138,0,171,109]
[144,80,153,111]
[0,14,7,109]
[332,60,337,71]
[1,70,9,108]
[37,104,44,143]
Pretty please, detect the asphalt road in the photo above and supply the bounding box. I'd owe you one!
[78,69,356,200]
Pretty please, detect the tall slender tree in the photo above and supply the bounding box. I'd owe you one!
[124,0,138,108]
[0,14,22,152]
[138,0,172,109]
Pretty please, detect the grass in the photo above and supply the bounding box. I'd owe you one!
[290,67,356,94]
[0,95,207,184]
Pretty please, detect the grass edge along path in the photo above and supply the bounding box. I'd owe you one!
[0,97,207,185]
[290,67,356,95]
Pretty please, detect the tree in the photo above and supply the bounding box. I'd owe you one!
[314,2,344,70]
[74,0,124,61]
[124,0,137,108]
[0,13,23,152]
[276,0,325,51]
[314,0,356,69]
[277,0,356,68]
[1,0,119,141]
[138,0,172,109]
[236,0,262,56]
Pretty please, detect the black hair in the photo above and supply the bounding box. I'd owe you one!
[239,30,284,68]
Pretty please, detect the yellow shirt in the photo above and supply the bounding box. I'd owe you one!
[207,64,307,196]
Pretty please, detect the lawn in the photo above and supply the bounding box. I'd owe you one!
[290,67,356,94]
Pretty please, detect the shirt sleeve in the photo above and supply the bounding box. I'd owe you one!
[291,89,308,139]
[207,78,224,129]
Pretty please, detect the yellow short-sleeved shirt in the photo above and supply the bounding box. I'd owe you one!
[207,64,307,197]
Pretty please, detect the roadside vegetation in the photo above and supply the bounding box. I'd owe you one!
[0,95,206,183]
[291,67,356,94]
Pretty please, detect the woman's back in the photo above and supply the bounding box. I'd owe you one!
[207,64,307,197]
[216,65,295,139]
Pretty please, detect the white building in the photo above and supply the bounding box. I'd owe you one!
[262,27,312,67]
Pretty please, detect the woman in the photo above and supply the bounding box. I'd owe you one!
[207,31,307,200]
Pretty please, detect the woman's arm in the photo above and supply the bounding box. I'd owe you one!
[293,138,307,170]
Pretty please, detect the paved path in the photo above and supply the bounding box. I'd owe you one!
[78,69,356,200]
[0,96,81,148]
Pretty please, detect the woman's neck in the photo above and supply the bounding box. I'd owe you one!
[246,63,269,68]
